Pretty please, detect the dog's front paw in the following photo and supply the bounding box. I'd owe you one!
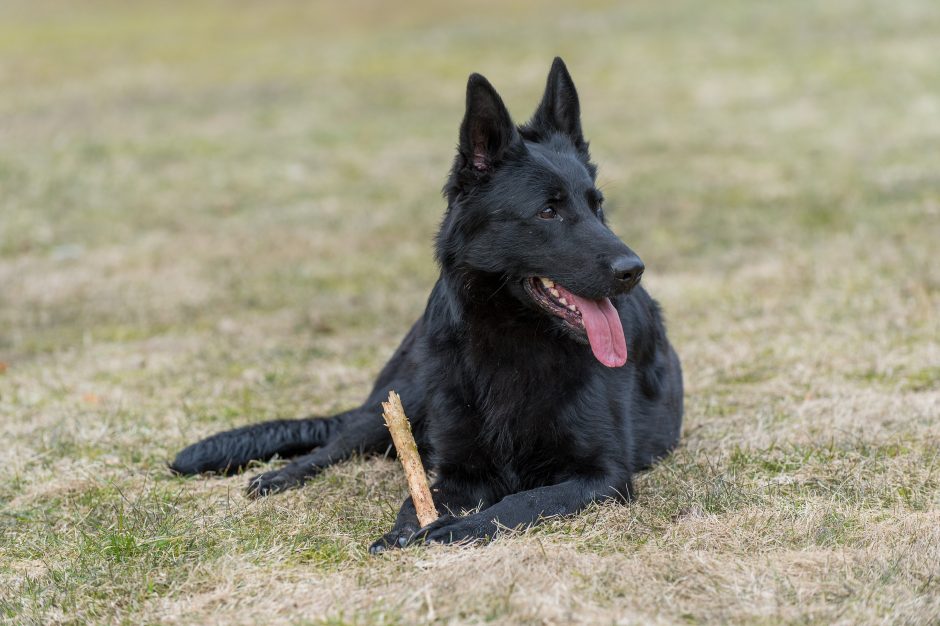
[408,513,494,546]
[246,468,303,497]
[369,522,420,555]
[369,514,460,554]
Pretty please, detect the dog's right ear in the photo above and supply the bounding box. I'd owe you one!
[458,74,518,172]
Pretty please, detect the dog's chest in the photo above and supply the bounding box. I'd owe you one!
[461,343,590,469]
[425,307,604,478]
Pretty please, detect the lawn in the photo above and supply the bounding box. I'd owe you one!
[1,0,938,623]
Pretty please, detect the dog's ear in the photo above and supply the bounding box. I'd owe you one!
[528,57,585,149]
[459,74,517,172]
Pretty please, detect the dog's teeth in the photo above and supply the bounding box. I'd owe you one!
[567,304,577,311]
[550,288,560,297]
[540,277,554,288]
[558,297,568,305]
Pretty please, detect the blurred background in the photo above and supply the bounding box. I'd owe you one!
[1,1,938,623]
[2,1,937,356]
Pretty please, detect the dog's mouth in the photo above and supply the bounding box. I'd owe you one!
[523,277,627,368]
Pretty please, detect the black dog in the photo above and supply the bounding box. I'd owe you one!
[171,58,683,552]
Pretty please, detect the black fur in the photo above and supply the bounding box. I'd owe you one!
[171,58,683,552]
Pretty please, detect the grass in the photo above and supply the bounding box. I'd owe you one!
[1,0,939,623]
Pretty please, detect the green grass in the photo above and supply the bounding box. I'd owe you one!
[2,0,939,623]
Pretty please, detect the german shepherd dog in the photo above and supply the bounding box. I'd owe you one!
[171,58,683,552]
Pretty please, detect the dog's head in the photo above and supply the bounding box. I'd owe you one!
[438,58,642,367]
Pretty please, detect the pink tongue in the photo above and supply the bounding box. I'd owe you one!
[568,294,627,367]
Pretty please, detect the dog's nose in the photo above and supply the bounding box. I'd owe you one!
[610,255,644,291]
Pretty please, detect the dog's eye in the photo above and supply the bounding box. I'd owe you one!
[538,206,557,220]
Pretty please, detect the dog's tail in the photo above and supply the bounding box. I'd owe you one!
[169,413,344,476]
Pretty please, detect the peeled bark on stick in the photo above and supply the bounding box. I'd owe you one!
[382,391,438,527]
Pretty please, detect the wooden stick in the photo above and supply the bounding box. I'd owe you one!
[382,391,438,527]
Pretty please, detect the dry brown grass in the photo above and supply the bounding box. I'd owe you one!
[1,0,939,624]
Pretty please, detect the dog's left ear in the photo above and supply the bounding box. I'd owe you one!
[528,57,585,149]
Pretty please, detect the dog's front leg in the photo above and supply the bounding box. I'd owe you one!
[407,475,633,546]
[369,478,493,554]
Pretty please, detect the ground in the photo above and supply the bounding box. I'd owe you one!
[1,0,939,624]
